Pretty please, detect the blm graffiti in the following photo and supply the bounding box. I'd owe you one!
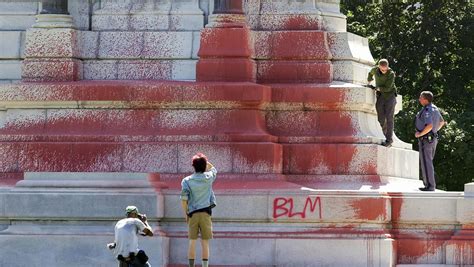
[273,196,322,220]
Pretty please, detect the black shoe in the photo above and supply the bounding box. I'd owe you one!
[382,140,393,147]
[419,187,435,191]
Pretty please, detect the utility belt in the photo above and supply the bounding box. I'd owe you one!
[418,131,438,142]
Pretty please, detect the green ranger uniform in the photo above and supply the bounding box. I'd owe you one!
[368,67,397,144]
[367,67,397,99]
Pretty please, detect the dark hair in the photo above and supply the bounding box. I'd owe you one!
[420,91,434,103]
[378,58,389,67]
[192,153,208,173]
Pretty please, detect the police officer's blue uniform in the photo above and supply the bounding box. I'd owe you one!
[415,103,444,191]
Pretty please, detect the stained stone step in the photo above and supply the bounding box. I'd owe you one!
[167,265,270,267]
[397,265,469,267]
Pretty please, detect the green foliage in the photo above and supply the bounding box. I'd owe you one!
[341,1,474,191]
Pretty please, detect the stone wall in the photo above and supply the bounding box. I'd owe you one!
[1,0,373,83]
[0,2,39,83]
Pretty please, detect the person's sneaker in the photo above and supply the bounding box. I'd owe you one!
[382,140,393,147]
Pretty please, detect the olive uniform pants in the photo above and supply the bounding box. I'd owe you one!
[376,94,397,142]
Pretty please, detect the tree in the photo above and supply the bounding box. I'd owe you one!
[341,0,474,190]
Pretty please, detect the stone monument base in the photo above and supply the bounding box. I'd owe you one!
[0,172,472,266]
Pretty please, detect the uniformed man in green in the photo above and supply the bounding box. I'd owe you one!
[367,59,397,147]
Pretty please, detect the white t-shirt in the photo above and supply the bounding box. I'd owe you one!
[113,218,147,258]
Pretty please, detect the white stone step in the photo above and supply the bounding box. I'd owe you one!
[0,228,168,266]
[397,265,471,267]
[3,172,162,219]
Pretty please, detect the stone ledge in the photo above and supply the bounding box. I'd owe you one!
[2,191,160,219]
[0,233,169,266]
[0,80,271,103]
[15,180,155,189]
[15,172,162,192]
[327,32,375,65]
[332,60,372,85]
[24,172,151,181]
[0,142,283,174]
[0,81,394,114]
[0,15,36,30]
[0,81,398,112]
[465,182,474,196]
[397,265,463,267]
[281,143,418,178]
[167,232,393,266]
[320,10,347,31]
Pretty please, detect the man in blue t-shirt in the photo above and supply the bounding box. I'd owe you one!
[180,153,217,267]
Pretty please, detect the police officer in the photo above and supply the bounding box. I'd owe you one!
[367,59,397,147]
[415,91,446,191]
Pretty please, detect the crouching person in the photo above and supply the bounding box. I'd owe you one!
[108,206,154,267]
[181,153,217,267]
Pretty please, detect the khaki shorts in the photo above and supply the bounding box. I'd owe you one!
[188,212,213,240]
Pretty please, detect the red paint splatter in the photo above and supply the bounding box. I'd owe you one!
[268,84,364,179]
[267,31,331,60]
[396,237,447,264]
[283,15,321,30]
[146,173,168,192]
[350,197,387,221]
[388,192,403,228]
[197,27,255,82]
[0,172,23,186]
[449,227,474,264]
